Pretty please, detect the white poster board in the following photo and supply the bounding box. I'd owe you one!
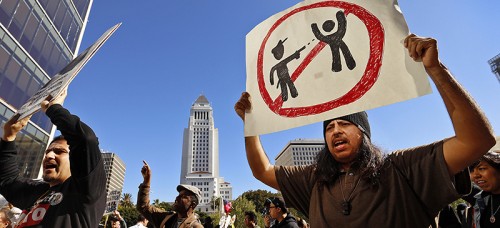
[16,23,122,120]
[244,0,431,136]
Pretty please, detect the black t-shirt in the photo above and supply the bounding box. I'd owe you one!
[480,193,500,228]
[0,105,106,227]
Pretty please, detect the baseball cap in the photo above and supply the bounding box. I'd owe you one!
[177,184,202,202]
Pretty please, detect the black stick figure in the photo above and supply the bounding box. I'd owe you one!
[311,10,356,72]
[270,38,305,102]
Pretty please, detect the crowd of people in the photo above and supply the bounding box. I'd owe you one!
[0,19,497,228]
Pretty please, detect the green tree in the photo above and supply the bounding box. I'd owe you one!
[231,196,257,228]
[155,201,173,211]
[152,199,160,206]
[241,189,280,215]
[121,193,134,208]
[118,205,140,226]
[210,196,222,211]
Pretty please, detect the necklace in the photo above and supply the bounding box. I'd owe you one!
[339,172,361,216]
[490,195,500,223]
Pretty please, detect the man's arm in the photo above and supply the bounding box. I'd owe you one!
[1,114,30,183]
[42,89,106,203]
[0,115,48,208]
[42,89,103,179]
[404,34,495,175]
[113,211,128,228]
[136,161,169,227]
[234,92,279,190]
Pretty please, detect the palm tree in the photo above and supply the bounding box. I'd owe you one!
[210,196,221,211]
[121,193,134,208]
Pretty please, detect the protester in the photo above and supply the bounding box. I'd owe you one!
[129,214,148,228]
[263,197,299,228]
[244,211,260,228]
[109,210,127,228]
[467,151,500,227]
[234,34,495,227]
[219,201,234,228]
[136,160,203,227]
[0,208,11,228]
[0,89,107,227]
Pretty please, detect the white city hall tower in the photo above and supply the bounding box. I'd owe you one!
[180,95,232,212]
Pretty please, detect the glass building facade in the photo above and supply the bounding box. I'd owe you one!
[0,0,93,179]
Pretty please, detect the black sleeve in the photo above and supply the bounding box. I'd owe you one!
[0,140,21,186]
[45,104,106,201]
[0,140,49,209]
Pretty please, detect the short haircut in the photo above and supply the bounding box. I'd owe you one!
[244,211,257,222]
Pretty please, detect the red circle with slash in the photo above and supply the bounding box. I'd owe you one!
[257,1,384,117]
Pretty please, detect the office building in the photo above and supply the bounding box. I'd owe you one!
[488,53,500,84]
[219,180,232,201]
[102,151,126,213]
[180,95,232,212]
[275,138,324,166]
[0,0,93,179]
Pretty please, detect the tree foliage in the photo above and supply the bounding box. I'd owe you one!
[121,193,134,208]
[231,196,257,228]
[118,205,141,226]
[241,189,280,215]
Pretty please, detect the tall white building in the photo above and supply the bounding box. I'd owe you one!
[102,151,126,213]
[180,95,232,212]
[275,139,324,166]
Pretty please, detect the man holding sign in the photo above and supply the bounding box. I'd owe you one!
[234,35,495,227]
[0,89,107,227]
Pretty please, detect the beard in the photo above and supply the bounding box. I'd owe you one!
[42,173,56,182]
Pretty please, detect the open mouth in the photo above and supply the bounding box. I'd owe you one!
[44,163,57,170]
[333,140,348,149]
[475,180,486,187]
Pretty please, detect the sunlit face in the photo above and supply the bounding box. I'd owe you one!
[42,140,71,186]
[324,119,363,169]
[470,161,500,194]
[173,190,193,213]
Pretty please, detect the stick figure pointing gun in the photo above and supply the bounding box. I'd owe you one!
[270,38,306,102]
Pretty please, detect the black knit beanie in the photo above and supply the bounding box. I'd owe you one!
[323,111,371,140]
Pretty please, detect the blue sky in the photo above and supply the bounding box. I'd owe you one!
[61,0,500,203]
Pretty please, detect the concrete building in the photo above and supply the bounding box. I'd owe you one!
[275,138,324,166]
[0,0,93,179]
[102,151,126,213]
[219,180,232,201]
[180,95,232,212]
[488,53,500,84]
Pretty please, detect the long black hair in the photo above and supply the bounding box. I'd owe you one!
[313,135,385,190]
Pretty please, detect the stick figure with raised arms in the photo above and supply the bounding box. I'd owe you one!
[311,10,356,73]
